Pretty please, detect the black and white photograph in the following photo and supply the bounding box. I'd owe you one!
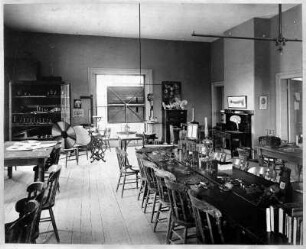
[1,0,304,247]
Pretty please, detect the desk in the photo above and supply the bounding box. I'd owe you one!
[257,146,302,181]
[117,132,142,151]
[138,146,289,245]
[4,141,59,181]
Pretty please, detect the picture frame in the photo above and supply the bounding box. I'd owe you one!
[259,95,268,110]
[74,99,82,109]
[227,96,247,109]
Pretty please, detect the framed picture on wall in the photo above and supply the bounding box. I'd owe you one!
[259,95,268,110]
[227,96,247,109]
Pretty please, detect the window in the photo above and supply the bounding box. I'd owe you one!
[89,68,152,136]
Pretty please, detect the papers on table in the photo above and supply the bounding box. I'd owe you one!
[6,141,57,151]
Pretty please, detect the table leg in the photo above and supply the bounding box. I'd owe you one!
[38,158,46,182]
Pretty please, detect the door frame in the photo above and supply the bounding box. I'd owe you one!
[211,81,224,127]
[275,70,302,140]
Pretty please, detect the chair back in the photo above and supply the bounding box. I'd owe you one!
[154,168,172,204]
[188,189,224,244]
[74,125,91,145]
[105,128,111,138]
[135,152,147,179]
[141,159,158,191]
[26,182,45,201]
[44,166,62,208]
[115,147,130,172]
[164,178,194,224]
[6,200,40,243]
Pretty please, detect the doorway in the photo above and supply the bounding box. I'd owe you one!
[276,71,303,143]
[211,82,224,127]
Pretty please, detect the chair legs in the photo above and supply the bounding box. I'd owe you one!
[40,207,60,242]
[49,208,60,242]
[116,172,138,198]
[150,192,157,223]
[65,148,79,168]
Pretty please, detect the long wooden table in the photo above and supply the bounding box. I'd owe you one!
[138,146,291,245]
[4,141,59,181]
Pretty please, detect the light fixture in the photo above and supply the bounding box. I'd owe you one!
[192,4,302,53]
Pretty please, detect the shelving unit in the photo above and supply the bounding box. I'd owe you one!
[9,80,70,140]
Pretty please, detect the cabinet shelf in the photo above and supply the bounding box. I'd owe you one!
[12,123,54,127]
[9,80,71,140]
[13,95,61,98]
[12,111,61,115]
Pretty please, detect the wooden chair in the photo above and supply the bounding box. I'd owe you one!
[74,125,92,160]
[164,178,195,244]
[135,151,149,209]
[141,158,159,223]
[5,200,40,243]
[188,189,224,244]
[153,168,172,232]
[39,165,62,242]
[33,146,61,182]
[14,182,45,243]
[115,147,139,198]
[102,127,112,151]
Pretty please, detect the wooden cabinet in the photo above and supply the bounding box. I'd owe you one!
[9,80,70,140]
[162,109,187,144]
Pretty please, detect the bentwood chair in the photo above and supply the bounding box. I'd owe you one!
[141,158,159,223]
[188,189,224,244]
[5,200,40,243]
[164,178,196,244]
[39,165,61,242]
[115,147,139,198]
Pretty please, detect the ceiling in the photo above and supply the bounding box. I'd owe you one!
[4,2,298,42]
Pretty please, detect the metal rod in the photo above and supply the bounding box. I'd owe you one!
[278,4,282,38]
[192,32,302,42]
[192,32,275,41]
[139,3,142,80]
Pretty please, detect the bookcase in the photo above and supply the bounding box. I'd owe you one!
[9,80,70,140]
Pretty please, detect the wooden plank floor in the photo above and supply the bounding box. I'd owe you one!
[4,146,169,245]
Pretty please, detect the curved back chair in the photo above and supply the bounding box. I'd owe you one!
[152,168,172,232]
[5,200,40,243]
[115,147,139,198]
[135,152,149,208]
[40,165,62,242]
[164,178,195,244]
[141,158,159,222]
[188,189,224,244]
[102,127,112,151]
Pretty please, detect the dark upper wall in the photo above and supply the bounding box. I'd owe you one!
[4,28,211,138]
[211,38,224,83]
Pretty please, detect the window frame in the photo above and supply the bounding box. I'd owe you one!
[88,68,153,123]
